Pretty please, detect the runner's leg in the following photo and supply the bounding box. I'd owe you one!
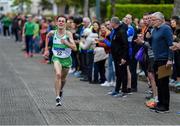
[54,61,62,97]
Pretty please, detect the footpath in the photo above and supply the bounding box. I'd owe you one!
[0,36,180,125]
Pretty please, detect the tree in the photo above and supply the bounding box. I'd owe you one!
[39,0,52,11]
[54,0,78,15]
[130,0,173,4]
[11,0,32,13]
[173,0,180,16]
[111,0,116,16]
[84,0,89,17]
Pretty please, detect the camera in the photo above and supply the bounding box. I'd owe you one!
[73,33,80,40]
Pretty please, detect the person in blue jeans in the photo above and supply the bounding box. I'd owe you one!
[108,54,116,85]
[22,15,35,57]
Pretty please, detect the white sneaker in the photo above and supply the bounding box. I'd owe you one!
[109,81,116,87]
[68,68,75,74]
[56,96,62,106]
[101,81,111,87]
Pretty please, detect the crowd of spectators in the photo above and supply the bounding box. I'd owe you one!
[0,12,179,113]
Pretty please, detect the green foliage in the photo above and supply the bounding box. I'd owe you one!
[115,0,131,4]
[54,0,81,6]
[130,0,174,4]
[11,0,32,6]
[107,4,173,20]
[39,0,52,10]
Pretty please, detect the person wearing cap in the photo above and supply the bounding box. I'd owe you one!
[107,17,129,97]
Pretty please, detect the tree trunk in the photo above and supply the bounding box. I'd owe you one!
[20,0,24,13]
[57,5,65,15]
[96,0,101,21]
[173,0,180,16]
[111,0,115,16]
[83,0,89,17]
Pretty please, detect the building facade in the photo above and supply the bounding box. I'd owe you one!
[0,0,11,14]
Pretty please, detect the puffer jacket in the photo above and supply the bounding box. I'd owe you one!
[80,32,98,50]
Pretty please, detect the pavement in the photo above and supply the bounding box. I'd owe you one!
[0,35,180,125]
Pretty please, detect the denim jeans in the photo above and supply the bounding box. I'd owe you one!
[34,36,40,53]
[71,51,78,70]
[25,35,34,54]
[107,53,115,82]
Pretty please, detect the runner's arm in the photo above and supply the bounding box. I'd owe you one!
[44,30,54,56]
[45,30,54,51]
[63,31,77,51]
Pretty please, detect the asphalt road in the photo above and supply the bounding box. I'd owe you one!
[0,35,180,125]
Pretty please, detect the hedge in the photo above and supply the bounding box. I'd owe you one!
[107,4,174,20]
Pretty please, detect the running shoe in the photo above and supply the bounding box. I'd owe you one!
[145,98,157,108]
[108,90,118,95]
[56,97,62,106]
[127,88,133,95]
[101,81,111,87]
[175,82,180,93]
[145,89,153,94]
[108,91,127,98]
[155,106,169,113]
[145,94,153,100]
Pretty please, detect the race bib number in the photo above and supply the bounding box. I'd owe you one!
[57,50,62,56]
[52,47,71,58]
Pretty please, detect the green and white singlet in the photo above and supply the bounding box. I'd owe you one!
[52,30,72,68]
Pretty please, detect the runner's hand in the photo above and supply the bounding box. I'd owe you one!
[44,49,49,57]
[61,39,68,45]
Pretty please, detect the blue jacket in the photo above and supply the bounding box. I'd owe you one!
[151,24,173,61]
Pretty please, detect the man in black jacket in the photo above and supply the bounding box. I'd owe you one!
[108,17,129,97]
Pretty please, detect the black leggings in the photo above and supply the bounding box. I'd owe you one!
[3,26,10,36]
[174,51,180,77]
[95,59,106,83]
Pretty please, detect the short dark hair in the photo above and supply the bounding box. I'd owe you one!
[73,16,83,25]
[55,15,67,22]
[171,16,180,22]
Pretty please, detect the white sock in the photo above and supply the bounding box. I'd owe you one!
[56,96,60,99]
[154,96,158,102]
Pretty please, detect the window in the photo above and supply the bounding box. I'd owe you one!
[0,7,3,11]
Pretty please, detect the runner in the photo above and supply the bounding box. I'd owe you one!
[44,15,77,106]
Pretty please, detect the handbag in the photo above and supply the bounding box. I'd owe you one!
[135,47,145,62]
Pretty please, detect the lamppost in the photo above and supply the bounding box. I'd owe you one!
[96,0,100,21]
[20,0,24,13]
[96,0,106,22]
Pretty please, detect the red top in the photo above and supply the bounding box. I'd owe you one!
[97,31,111,54]
[40,22,48,41]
